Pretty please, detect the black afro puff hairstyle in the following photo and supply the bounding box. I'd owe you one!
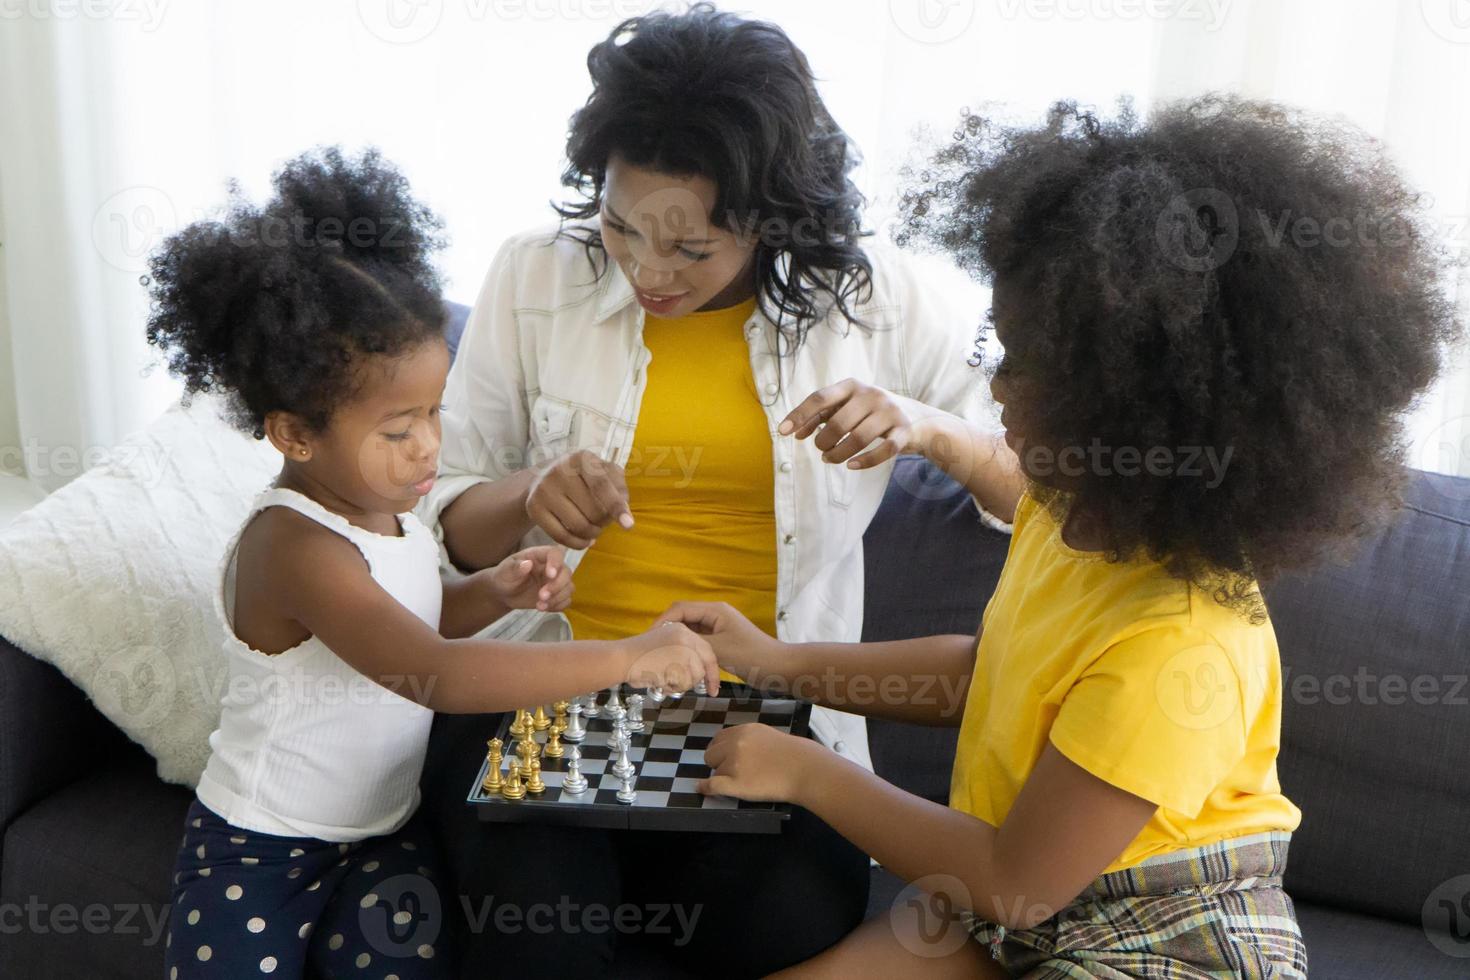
[899,96,1462,620]
[145,146,447,438]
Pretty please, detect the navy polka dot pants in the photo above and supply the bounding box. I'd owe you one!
[164,797,453,979]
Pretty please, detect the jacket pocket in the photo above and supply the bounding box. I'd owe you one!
[826,461,857,508]
[530,395,576,460]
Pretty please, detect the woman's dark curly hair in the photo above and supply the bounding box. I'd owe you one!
[145,146,447,438]
[556,2,872,348]
[899,96,1462,620]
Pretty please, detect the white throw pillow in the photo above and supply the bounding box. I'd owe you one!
[0,396,279,785]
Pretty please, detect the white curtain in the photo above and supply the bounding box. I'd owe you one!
[1,0,1466,491]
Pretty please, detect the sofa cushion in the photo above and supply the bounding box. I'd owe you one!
[0,747,190,979]
[1264,470,1470,931]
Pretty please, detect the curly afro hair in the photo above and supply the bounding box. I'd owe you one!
[145,146,447,438]
[899,96,1462,619]
[557,2,872,347]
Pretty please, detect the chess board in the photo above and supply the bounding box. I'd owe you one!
[467,685,812,834]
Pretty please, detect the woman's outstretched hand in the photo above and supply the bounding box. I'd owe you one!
[525,450,634,550]
[779,378,921,470]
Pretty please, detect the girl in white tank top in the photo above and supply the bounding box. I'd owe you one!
[146,148,721,980]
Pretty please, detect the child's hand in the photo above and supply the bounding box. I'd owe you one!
[488,545,572,612]
[699,724,823,803]
[654,601,782,679]
[620,622,721,696]
[778,378,922,470]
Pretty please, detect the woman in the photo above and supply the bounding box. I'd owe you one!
[418,6,1019,975]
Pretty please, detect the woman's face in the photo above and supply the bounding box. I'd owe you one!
[600,154,758,319]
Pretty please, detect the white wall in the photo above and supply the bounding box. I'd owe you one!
[0,174,22,479]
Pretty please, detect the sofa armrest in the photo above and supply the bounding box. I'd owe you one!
[0,633,130,837]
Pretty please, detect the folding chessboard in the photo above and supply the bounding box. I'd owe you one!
[467,686,812,833]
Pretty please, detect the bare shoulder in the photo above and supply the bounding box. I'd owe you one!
[230,507,374,653]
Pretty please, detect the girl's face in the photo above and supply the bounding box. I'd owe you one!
[271,338,450,517]
[989,279,1067,489]
[600,154,758,319]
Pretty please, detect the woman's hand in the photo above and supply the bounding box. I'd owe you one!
[699,723,826,804]
[486,545,572,612]
[654,601,783,680]
[779,379,922,470]
[619,622,722,696]
[525,450,634,549]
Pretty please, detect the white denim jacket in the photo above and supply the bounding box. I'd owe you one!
[418,225,1002,771]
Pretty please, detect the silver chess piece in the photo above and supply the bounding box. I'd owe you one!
[563,699,586,743]
[561,745,588,795]
[611,737,635,780]
[582,691,601,719]
[626,693,646,732]
[615,771,637,805]
[606,703,628,748]
[604,686,623,715]
[694,678,708,696]
[648,685,666,703]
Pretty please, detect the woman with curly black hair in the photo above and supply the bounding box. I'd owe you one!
[147,147,721,980]
[416,4,1019,975]
[659,97,1460,977]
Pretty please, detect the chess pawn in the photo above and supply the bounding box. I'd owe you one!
[647,686,666,704]
[508,709,530,738]
[563,699,586,743]
[582,692,601,719]
[552,699,570,731]
[525,755,546,794]
[533,705,551,732]
[615,771,637,805]
[604,686,623,714]
[501,759,526,800]
[482,738,504,794]
[694,678,708,696]
[544,721,566,759]
[561,745,588,795]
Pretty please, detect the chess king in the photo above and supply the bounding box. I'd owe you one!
[416,5,1019,976]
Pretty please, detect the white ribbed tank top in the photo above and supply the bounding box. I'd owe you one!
[196,487,442,842]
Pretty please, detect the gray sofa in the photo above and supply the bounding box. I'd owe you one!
[2,303,1467,976]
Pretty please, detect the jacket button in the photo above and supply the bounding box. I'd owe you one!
[783,534,795,544]
[777,610,787,621]
[764,382,778,396]
[779,461,792,473]
[833,741,847,753]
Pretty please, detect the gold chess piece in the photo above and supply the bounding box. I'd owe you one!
[525,755,546,794]
[509,709,531,738]
[501,758,526,800]
[482,738,504,794]
[544,721,565,759]
[518,735,540,770]
[533,705,551,731]
[553,699,570,729]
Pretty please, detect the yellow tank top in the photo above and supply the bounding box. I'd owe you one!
[565,297,777,660]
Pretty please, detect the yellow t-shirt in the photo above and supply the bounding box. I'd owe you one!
[949,492,1301,872]
[565,297,777,662]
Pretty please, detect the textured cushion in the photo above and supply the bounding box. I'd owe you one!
[0,302,472,788]
[1264,470,1470,928]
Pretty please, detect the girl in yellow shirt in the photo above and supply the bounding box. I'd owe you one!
[661,96,1459,978]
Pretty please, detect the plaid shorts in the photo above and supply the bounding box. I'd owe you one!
[963,832,1307,979]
